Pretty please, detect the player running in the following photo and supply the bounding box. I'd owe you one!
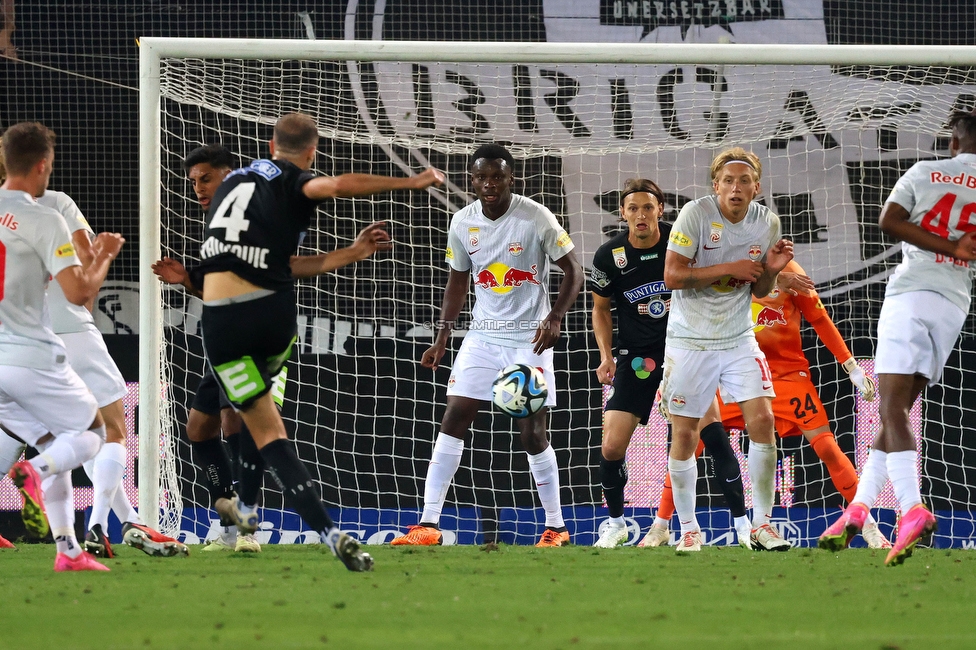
[391,143,584,548]
[661,147,794,553]
[196,112,443,571]
[589,179,749,548]
[0,121,124,571]
[820,109,976,566]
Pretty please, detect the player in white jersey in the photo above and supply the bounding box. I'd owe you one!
[39,190,186,557]
[820,109,976,566]
[0,121,123,571]
[661,147,795,553]
[391,143,583,548]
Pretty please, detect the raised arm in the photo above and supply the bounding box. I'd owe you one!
[752,238,794,297]
[303,168,444,201]
[420,268,470,371]
[532,250,584,355]
[880,201,976,261]
[591,292,615,385]
[797,293,875,400]
[56,232,124,306]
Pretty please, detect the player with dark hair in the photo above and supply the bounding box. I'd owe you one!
[152,144,265,552]
[391,142,584,548]
[0,122,124,571]
[662,147,795,553]
[590,178,750,548]
[197,112,443,571]
[820,109,976,566]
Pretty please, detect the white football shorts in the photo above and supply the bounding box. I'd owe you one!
[876,290,966,386]
[60,328,128,407]
[446,335,557,407]
[662,337,775,419]
[0,363,99,446]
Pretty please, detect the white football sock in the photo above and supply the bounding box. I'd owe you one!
[852,449,888,508]
[653,516,670,529]
[887,450,922,512]
[46,471,81,558]
[219,526,237,545]
[607,515,625,527]
[527,445,565,528]
[420,433,464,525]
[31,429,102,480]
[0,430,25,475]
[86,442,126,532]
[668,456,699,534]
[111,480,142,527]
[748,441,777,527]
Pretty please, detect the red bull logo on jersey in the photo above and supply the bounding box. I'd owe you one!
[508,242,523,256]
[474,262,541,293]
[753,304,787,331]
[711,275,751,293]
[670,395,686,408]
[749,244,763,260]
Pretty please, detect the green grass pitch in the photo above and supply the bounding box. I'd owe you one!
[1,543,974,649]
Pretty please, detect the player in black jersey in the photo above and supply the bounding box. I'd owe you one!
[197,113,444,571]
[153,144,270,553]
[589,179,748,548]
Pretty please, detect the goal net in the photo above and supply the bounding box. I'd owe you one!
[140,39,976,547]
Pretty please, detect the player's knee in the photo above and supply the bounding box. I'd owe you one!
[186,409,221,443]
[220,408,242,437]
[601,440,627,461]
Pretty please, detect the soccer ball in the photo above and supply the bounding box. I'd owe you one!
[491,364,548,418]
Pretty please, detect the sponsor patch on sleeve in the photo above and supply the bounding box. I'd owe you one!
[556,231,572,248]
[55,242,76,258]
[445,246,454,260]
[669,231,692,247]
[590,266,610,288]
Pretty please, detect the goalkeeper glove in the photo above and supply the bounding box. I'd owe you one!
[843,357,876,401]
[655,382,672,423]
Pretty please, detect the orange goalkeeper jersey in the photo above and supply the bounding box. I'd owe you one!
[750,260,853,379]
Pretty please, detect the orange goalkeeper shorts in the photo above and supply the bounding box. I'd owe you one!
[719,370,830,437]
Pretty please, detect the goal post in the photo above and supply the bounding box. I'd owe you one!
[139,37,976,546]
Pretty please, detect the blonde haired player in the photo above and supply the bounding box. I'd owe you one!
[820,109,976,566]
[661,147,794,552]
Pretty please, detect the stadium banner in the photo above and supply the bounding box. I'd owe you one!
[146,506,974,549]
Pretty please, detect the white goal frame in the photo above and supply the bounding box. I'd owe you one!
[138,37,976,530]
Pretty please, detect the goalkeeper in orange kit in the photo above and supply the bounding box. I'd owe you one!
[651,260,891,549]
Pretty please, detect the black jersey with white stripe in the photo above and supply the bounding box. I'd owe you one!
[197,159,317,291]
[588,223,672,354]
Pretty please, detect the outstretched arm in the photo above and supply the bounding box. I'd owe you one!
[798,293,875,401]
[303,168,444,201]
[289,222,392,278]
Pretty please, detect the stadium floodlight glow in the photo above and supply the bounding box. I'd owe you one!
[140,38,976,545]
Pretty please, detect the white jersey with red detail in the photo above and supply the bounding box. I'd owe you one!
[0,189,80,369]
[885,152,976,313]
[445,193,574,348]
[665,194,781,351]
[36,190,97,334]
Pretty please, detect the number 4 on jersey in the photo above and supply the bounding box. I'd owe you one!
[209,182,256,242]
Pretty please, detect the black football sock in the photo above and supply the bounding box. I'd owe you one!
[260,438,334,533]
[225,431,241,489]
[237,424,265,507]
[600,455,628,519]
[189,436,236,502]
[700,422,746,518]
